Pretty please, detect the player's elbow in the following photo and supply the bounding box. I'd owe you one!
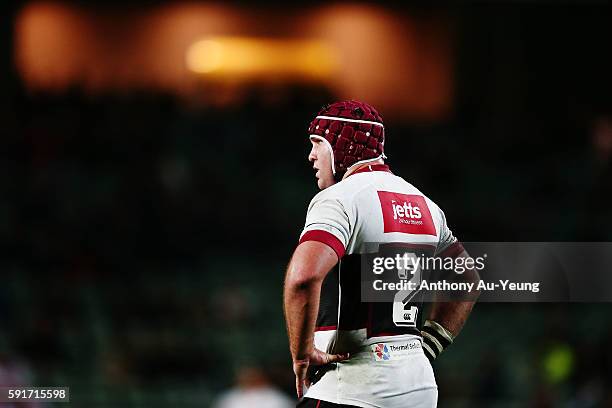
[285,265,321,292]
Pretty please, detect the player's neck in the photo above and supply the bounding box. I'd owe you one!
[342,160,385,180]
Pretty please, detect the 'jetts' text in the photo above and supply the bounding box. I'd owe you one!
[392,200,422,220]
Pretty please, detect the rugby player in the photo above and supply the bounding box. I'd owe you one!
[283,101,477,407]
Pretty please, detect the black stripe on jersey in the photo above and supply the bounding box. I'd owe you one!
[315,264,339,329]
[315,246,435,338]
[338,254,421,338]
[337,254,368,330]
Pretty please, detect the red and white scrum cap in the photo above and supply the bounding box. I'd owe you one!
[308,100,386,178]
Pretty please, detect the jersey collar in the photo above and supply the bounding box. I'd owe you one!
[347,164,392,177]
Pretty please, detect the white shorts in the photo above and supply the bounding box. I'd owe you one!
[304,336,438,408]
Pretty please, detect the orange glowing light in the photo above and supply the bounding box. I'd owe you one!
[14,3,94,90]
[13,2,452,119]
[185,37,337,79]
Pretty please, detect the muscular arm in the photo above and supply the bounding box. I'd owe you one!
[283,241,338,361]
[284,240,349,398]
[427,300,475,337]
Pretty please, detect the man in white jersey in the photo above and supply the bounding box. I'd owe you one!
[283,101,477,408]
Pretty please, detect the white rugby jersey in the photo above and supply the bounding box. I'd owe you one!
[298,164,463,407]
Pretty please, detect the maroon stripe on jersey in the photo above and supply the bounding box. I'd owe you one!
[370,328,421,337]
[349,164,392,176]
[315,326,420,336]
[439,241,465,258]
[315,325,337,331]
[299,230,346,258]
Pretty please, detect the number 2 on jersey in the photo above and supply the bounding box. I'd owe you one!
[392,252,421,327]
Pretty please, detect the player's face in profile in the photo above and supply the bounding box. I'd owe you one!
[308,139,335,190]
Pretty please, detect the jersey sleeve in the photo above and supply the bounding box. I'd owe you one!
[299,196,350,258]
[435,208,465,258]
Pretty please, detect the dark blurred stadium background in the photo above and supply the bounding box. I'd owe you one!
[1,1,612,407]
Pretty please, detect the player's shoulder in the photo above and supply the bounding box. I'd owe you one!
[418,188,444,219]
[309,173,375,204]
[390,177,449,234]
[308,171,445,213]
[389,174,445,217]
[307,182,347,211]
[419,189,443,213]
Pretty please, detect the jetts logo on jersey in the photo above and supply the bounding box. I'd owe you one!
[372,343,391,361]
[377,191,436,236]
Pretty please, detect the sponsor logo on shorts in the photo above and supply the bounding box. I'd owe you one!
[377,191,436,236]
[372,343,391,361]
[371,340,423,361]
